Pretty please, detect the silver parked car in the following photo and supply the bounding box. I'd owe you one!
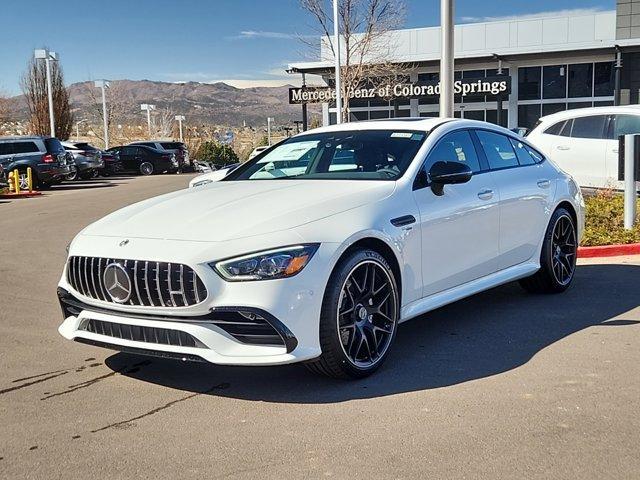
[62,141,103,180]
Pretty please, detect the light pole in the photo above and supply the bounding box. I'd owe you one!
[95,80,110,149]
[75,119,88,141]
[439,0,454,118]
[332,0,343,124]
[267,117,274,145]
[34,49,58,137]
[140,104,156,138]
[175,115,185,142]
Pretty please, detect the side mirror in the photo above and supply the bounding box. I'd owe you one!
[428,161,473,196]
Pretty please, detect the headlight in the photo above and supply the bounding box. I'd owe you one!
[212,244,319,281]
[191,179,213,188]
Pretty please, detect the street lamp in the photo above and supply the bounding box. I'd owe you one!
[332,0,343,124]
[75,119,88,141]
[140,104,156,138]
[439,0,454,118]
[267,117,274,145]
[34,49,58,137]
[95,80,110,149]
[175,115,185,142]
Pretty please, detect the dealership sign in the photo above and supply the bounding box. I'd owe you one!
[289,76,511,104]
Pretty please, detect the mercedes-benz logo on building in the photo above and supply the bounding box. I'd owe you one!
[103,263,132,303]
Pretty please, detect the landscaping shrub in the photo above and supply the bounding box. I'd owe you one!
[582,190,640,246]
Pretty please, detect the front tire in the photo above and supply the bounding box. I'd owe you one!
[519,207,577,294]
[306,249,399,379]
[140,162,154,176]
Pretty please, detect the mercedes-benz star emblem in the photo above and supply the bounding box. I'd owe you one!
[103,263,132,303]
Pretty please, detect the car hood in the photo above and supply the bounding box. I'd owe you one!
[81,180,395,242]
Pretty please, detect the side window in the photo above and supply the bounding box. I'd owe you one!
[475,130,519,169]
[544,120,566,136]
[509,138,537,166]
[0,143,14,155]
[13,142,39,154]
[613,114,640,137]
[121,147,135,156]
[570,115,607,139]
[424,130,481,173]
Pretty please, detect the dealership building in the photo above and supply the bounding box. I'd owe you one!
[287,3,640,129]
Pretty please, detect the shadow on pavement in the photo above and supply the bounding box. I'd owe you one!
[106,264,640,403]
[51,182,117,191]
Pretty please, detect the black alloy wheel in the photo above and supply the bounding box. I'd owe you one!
[519,207,577,294]
[306,249,399,379]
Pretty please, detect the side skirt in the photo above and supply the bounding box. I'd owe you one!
[399,261,540,323]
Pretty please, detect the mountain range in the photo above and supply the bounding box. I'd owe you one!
[4,79,320,127]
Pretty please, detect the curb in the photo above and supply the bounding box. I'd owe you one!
[578,243,640,258]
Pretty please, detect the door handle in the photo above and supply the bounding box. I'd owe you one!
[556,145,570,151]
[537,179,551,189]
[477,189,494,200]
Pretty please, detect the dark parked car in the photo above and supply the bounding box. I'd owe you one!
[0,136,71,189]
[106,145,178,175]
[62,141,104,180]
[130,141,190,171]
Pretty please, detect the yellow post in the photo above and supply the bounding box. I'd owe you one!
[27,167,33,192]
[7,171,14,193]
[13,169,20,194]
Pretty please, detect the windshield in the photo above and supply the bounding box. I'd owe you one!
[226,130,427,181]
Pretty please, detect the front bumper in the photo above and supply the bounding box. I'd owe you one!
[57,237,338,365]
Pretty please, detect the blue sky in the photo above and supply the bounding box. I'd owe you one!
[0,0,613,95]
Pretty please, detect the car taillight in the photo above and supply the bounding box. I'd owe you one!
[42,153,55,163]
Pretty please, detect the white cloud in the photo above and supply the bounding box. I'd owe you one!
[459,7,612,24]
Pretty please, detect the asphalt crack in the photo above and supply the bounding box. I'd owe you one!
[91,382,230,433]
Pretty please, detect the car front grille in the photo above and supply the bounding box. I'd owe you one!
[67,256,207,307]
[80,318,204,348]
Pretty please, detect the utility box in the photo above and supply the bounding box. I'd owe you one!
[617,134,640,181]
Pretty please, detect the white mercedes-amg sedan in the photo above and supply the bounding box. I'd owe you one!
[58,118,584,379]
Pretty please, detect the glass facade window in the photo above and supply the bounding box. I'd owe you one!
[518,66,541,100]
[418,72,439,105]
[543,65,567,99]
[485,109,508,127]
[369,110,390,119]
[542,103,567,116]
[518,104,541,129]
[567,101,593,109]
[568,63,593,98]
[462,110,485,121]
[594,62,614,96]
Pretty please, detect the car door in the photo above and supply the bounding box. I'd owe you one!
[119,147,137,171]
[474,129,553,270]
[564,115,608,188]
[412,129,499,298]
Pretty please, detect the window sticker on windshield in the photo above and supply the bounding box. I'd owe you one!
[390,132,413,138]
[411,133,424,141]
[258,141,319,162]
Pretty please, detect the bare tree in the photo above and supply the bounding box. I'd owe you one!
[20,54,73,139]
[153,106,175,138]
[82,81,134,147]
[300,0,410,122]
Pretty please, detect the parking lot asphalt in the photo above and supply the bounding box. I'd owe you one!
[1,175,639,479]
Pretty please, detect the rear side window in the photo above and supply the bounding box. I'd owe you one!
[475,130,519,169]
[571,115,607,139]
[13,142,40,154]
[160,142,182,149]
[509,138,537,166]
[0,143,14,155]
[44,138,65,153]
[544,120,566,136]
[426,130,481,173]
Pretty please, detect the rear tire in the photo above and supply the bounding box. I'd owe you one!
[519,207,577,294]
[140,162,154,176]
[305,249,399,379]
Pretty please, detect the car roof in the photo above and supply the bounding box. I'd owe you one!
[291,117,516,138]
[538,105,640,124]
[0,136,49,141]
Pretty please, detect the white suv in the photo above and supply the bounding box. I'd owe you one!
[527,106,640,189]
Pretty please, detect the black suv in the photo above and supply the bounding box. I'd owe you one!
[106,145,178,175]
[0,136,71,189]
